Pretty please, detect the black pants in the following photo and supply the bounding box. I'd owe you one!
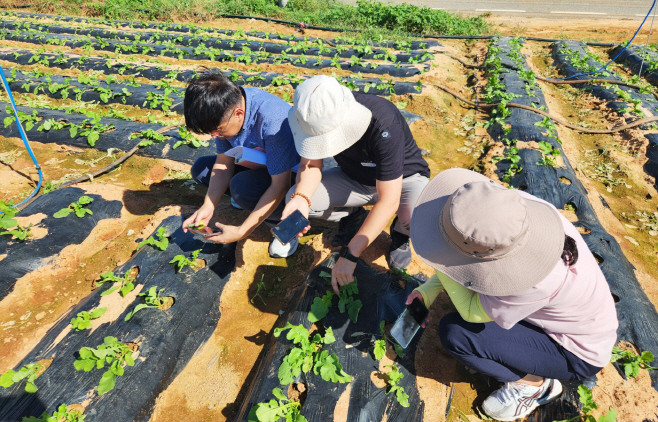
[439,313,602,383]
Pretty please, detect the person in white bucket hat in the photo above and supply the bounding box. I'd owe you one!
[407,168,618,421]
[281,75,430,293]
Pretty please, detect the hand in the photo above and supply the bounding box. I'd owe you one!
[281,195,311,238]
[204,222,245,244]
[331,257,357,295]
[406,290,430,328]
[182,202,215,233]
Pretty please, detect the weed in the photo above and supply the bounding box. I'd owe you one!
[125,286,169,321]
[137,226,169,251]
[97,270,135,297]
[0,363,43,393]
[383,364,409,407]
[170,249,202,272]
[611,346,657,378]
[248,387,306,422]
[74,336,135,395]
[274,322,351,385]
[22,403,86,422]
[70,307,107,331]
[554,385,616,422]
[54,195,94,218]
[251,274,267,306]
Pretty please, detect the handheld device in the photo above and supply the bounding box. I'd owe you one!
[189,228,222,237]
[390,298,429,349]
[271,210,310,245]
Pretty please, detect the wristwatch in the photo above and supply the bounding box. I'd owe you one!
[340,247,359,263]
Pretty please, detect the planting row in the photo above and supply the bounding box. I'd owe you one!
[552,41,658,185]
[0,10,437,50]
[483,37,658,396]
[0,19,437,64]
[0,211,236,422]
[0,55,423,98]
[0,29,425,77]
[239,257,424,422]
[613,45,658,88]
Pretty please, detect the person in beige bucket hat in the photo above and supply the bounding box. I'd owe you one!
[282,75,430,293]
[407,168,618,421]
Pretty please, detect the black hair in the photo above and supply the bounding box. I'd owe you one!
[184,70,243,134]
[561,235,579,266]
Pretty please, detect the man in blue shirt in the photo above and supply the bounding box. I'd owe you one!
[182,71,301,258]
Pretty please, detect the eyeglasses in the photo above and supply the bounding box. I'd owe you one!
[210,107,237,139]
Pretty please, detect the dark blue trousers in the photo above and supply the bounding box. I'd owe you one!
[439,312,602,383]
[191,155,290,226]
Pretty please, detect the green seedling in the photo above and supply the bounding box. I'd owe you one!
[0,362,43,393]
[383,364,410,407]
[248,387,306,422]
[96,270,135,297]
[130,129,169,147]
[74,336,135,395]
[536,141,561,167]
[274,322,351,385]
[611,346,658,378]
[54,195,94,218]
[22,403,86,422]
[554,385,616,422]
[186,221,205,230]
[70,307,107,331]
[173,126,209,149]
[125,286,170,321]
[137,226,169,251]
[170,249,202,272]
[3,107,39,131]
[314,271,362,323]
[251,274,267,306]
[1,223,32,241]
[373,320,405,359]
[0,200,18,229]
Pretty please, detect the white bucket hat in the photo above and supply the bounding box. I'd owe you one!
[288,75,372,159]
[410,168,565,296]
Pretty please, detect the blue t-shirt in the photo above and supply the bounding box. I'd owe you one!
[215,87,300,175]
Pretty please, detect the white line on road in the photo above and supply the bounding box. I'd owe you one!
[475,8,526,12]
[550,11,607,15]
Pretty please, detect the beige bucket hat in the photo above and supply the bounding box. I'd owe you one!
[288,75,372,159]
[410,168,565,296]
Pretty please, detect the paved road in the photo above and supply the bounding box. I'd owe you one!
[386,0,657,19]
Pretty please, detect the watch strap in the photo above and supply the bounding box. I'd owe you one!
[341,247,359,263]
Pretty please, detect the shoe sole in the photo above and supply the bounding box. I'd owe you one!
[482,379,563,421]
[269,239,299,259]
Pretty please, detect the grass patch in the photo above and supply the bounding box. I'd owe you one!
[25,0,490,38]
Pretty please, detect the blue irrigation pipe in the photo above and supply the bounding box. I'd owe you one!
[546,0,657,81]
[0,63,43,211]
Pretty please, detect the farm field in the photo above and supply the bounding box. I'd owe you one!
[0,6,658,422]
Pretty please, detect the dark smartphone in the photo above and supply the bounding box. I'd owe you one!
[189,228,222,237]
[390,298,428,349]
[271,210,310,245]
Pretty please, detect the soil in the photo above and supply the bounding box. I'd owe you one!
[1,9,658,422]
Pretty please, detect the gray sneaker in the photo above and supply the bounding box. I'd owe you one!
[388,217,412,270]
[482,378,563,421]
[269,236,299,258]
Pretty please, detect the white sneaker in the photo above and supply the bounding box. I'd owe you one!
[269,236,299,258]
[482,378,562,421]
[230,197,243,210]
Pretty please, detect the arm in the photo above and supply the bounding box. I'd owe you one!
[281,157,324,221]
[439,273,492,323]
[413,273,444,308]
[183,154,235,231]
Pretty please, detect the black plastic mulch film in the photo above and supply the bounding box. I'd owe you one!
[0,10,437,50]
[0,215,236,421]
[487,37,658,406]
[0,187,122,301]
[237,254,425,422]
[0,104,215,164]
[551,41,658,184]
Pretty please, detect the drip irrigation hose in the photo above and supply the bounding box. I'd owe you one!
[435,83,658,134]
[0,62,42,212]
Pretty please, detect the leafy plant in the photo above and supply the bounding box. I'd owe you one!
[130,129,169,147]
[170,249,202,272]
[68,117,114,147]
[611,346,657,378]
[74,336,135,395]
[70,307,107,331]
[274,322,351,385]
[137,226,169,251]
[248,387,306,422]
[125,286,169,321]
[536,141,561,167]
[97,270,135,297]
[0,200,18,229]
[383,364,409,407]
[3,106,39,131]
[22,403,86,422]
[373,320,404,359]
[554,385,616,422]
[0,363,43,393]
[54,195,94,218]
[173,126,209,149]
[1,223,32,241]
